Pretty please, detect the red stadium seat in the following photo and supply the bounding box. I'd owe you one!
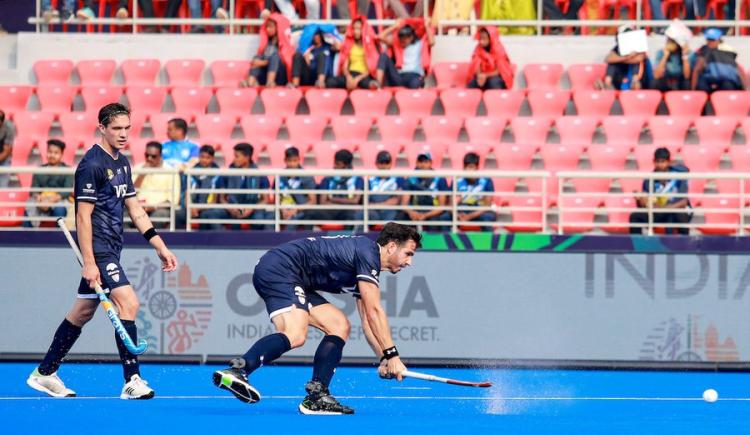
[80,85,123,111]
[331,116,373,143]
[491,176,518,204]
[125,86,168,113]
[648,116,692,147]
[483,89,524,118]
[260,88,302,117]
[553,196,599,233]
[679,145,725,172]
[286,115,328,143]
[447,143,491,169]
[195,114,236,144]
[698,197,740,235]
[36,85,76,115]
[0,85,33,115]
[573,90,615,117]
[210,60,252,87]
[149,112,193,141]
[618,172,645,195]
[59,111,98,142]
[694,117,739,145]
[465,117,507,143]
[728,145,750,170]
[76,59,117,86]
[665,91,708,117]
[570,176,612,194]
[377,116,419,144]
[432,62,470,88]
[394,89,437,117]
[33,60,74,85]
[540,144,582,171]
[587,144,630,170]
[0,191,29,227]
[632,146,658,171]
[240,115,283,145]
[305,88,347,117]
[505,196,544,232]
[713,177,749,197]
[527,90,570,117]
[267,140,306,168]
[495,144,536,170]
[311,141,354,168]
[744,118,750,144]
[128,111,148,139]
[567,63,607,90]
[526,175,560,205]
[422,116,463,143]
[523,63,564,90]
[440,88,482,117]
[710,91,750,117]
[121,59,161,86]
[602,116,645,146]
[165,59,206,86]
[510,117,552,144]
[358,142,401,169]
[555,116,599,144]
[619,90,662,116]
[171,86,212,118]
[604,196,637,233]
[350,89,392,116]
[127,138,151,166]
[404,142,448,168]
[10,137,35,166]
[13,111,54,141]
[215,87,257,119]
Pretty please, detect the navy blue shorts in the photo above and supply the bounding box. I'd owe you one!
[252,252,329,319]
[77,253,131,298]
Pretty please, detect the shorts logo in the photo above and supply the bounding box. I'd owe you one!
[106,263,120,283]
[294,286,306,305]
[86,183,92,189]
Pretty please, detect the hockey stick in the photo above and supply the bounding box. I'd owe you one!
[401,369,492,388]
[57,218,148,355]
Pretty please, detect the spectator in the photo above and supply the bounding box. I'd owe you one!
[467,26,514,90]
[480,0,536,35]
[277,146,317,230]
[327,16,380,90]
[165,0,228,33]
[41,0,77,22]
[357,150,404,230]
[315,149,364,228]
[0,109,14,188]
[162,117,199,170]
[603,26,654,91]
[401,152,450,230]
[377,18,435,89]
[245,13,294,87]
[542,0,584,34]
[75,0,129,20]
[202,143,270,230]
[455,152,495,230]
[23,139,73,228]
[691,28,746,93]
[653,23,695,92]
[292,25,341,88]
[133,142,181,229]
[336,0,371,19]
[262,0,320,20]
[176,145,220,230]
[629,147,692,235]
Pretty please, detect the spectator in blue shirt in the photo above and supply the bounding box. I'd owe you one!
[401,152,450,231]
[162,118,199,170]
[314,149,363,229]
[176,145,221,230]
[277,146,317,230]
[291,25,340,88]
[455,152,496,230]
[357,150,403,231]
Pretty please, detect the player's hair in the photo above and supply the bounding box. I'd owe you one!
[376,222,422,249]
[200,144,215,156]
[146,141,162,154]
[285,146,300,159]
[463,152,480,167]
[334,149,354,167]
[234,142,254,158]
[98,103,131,126]
[169,118,188,134]
[46,138,66,152]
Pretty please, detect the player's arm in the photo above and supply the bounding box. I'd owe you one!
[76,201,100,288]
[357,280,407,380]
[125,196,177,272]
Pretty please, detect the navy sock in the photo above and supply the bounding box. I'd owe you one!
[38,319,82,376]
[312,335,346,388]
[115,320,140,382]
[241,333,291,375]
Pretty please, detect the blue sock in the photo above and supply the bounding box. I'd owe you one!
[38,319,82,376]
[115,320,140,382]
[312,335,346,387]
[242,333,291,375]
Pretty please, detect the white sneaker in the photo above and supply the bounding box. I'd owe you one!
[27,368,76,398]
[115,7,129,19]
[120,374,154,400]
[215,7,228,19]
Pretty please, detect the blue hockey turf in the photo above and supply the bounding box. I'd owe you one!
[1,363,747,434]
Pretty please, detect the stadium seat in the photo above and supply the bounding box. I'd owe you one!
[679,145,725,172]
[491,176,519,204]
[215,87,257,119]
[465,117,507,143]
[632,146,659,171]
[713,176,749,198]
[128,111,147,139]
[125,86,168,113]
[80,85,124,111]
[121,59,161,86]
[404,142,448,168]
[698,197,741,235]
[648,116,692,147]
[422,116,463,143]
[305,88,348,117]
[744,118,750,144]
[0,85,33,115]
[587,144,630,170]
[604,196,637,233]
[331,116,373,143]
[76,59,117,86]
[573,90,615,117]
[728,145,750,170]
[0,191,29,227]
[311,141,354,168]
[240,115,283,145]
[59,111,99,142]
[510,117,553,144]
[210,60,252,87]
[619,90,662,116]
[12,111,54,141]
[505,196,544,232]
[195,114,236,144]
[377,116,419,144]
[602,116,645,146]
[710,91,750,117]
[523,63,564,90]
[483,90,525,118]
[350,89,392,116]
[570,175,612,194]
[527,90,570,117]
[540,144,582,171]
[267,140,306,168]
[440,88,482,117]
[127,138,151,166]
[165,59,206,87]
[526,175,560,205]
[495,144,537,170]
[358,142,401,169]
[286,115,328,143]
[553,196,599,233]
[447,143,491,169]
[171,86,213,117]
[618,172,645,195]
[432,62,470,88]
[694,117,739,145]
[36,85,76,115]
[664,91,708,117]
[260,88,302,117]
[9,137,35,166]
[149,112,193,141]
[567,63,607,90]
[33,60,74,85]
[394,89,438,117]
[555,116,599,144]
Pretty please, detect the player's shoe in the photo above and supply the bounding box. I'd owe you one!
[212,358,261,404]
[298,380,354,415]
[120,374,155,400]
[26,368,76,398]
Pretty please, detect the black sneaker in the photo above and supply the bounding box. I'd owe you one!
[212,358,261,404]
[298,380,354,415]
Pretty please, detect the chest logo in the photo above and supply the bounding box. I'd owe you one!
[107,169,114,180]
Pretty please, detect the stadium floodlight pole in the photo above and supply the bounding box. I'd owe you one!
[56,218,148,355]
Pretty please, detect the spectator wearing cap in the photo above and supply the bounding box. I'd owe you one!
[134,141,181,229]
[376,18,435,89]
[162,117,200,170]
[401,152,451,230]
[603,25,654,91]
[455,152,496,230]
[23,139,73,227]
[356,150,404,230]
[0,109,15,188]
[652,22,695,92]
[177,145,220,230]
[691,28,746,93]
[629,147,692,235]
[276,146,318,230]
[314,149,364,228]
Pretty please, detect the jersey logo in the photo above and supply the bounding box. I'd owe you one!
[106,168,114,180]
[114,184,128,198]
[106,263,120,282]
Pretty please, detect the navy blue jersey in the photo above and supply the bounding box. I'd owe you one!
[263,235,381,296]
[74,144,136,255]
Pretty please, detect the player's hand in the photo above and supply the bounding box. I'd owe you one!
[158,247,178,272]
[387,356,406,381]
[82,262,101,289]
